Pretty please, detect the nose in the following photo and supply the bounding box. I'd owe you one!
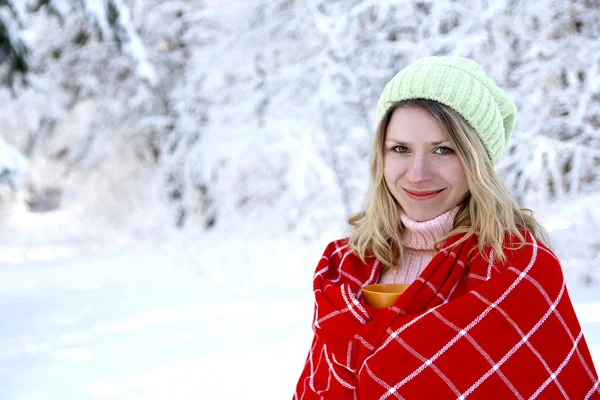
[406,155,432,183]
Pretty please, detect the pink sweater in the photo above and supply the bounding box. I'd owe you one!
[379,206,460,284]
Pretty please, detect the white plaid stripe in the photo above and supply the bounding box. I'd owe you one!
[347,340,353,370]
[297,345,312,399]
[327,241,350,286]
[354,334,375,351]
[308,341,325,394]
[471,291,569,398]
[389,306,405,314]
[331,242,379,292]
[415,277,447,302]
[359,259,381,296]
[315,286,371,327]
[365,235,540,394]
[432,309,524,399]
[358,242,474,376]
[318,365,332,395]
[331,242,349,260]
[585,379,600,399]
[374,312,478,394]
[314,264,328,280]
[523,242,561,263]
[342,269,368,288]
[444,276,464,304]
[313,289,322,329]
[341,284,368,324]
[441,250,458,260]
[530,331,584,399]
[468,250,494,281]
[331,250,351,284]
[363,363,404,400]
[358,302,444,377]
[383,330,461,399]
[314,286,355,326]
[333,350,352,371]
[315,244,379,331]
[323,344,355,390]
[415,256,467,305]
[306,346,331,397]
[507,265,600,394]
[460,270,564,398]
[312,286,338,328]
[346,283,371,319]
[315,303,351,326]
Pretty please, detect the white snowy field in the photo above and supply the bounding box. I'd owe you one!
[0,210,598,400]
[0,211,321,399]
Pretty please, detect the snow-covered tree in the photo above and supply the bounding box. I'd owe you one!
[0,0,30,87]
[1,0,599,266]
[0,133,27,190]
[1,0,165,223]
[494,0,600,205]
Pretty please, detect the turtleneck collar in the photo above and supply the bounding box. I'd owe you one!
[399,206,460,251]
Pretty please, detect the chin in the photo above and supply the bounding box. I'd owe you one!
[403,207,444,222]
[413,213,436,222]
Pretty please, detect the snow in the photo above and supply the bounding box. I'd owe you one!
[0,211,318,399]
[0,135,28,190]
[81,0,109,36]
[7,0,28,25]
[0,211,598,399]
[110,0,158,85]
[2,0,599,243]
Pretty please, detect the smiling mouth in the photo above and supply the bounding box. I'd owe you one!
[404,189,444,200]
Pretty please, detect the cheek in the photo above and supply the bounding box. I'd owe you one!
[383,157,395,183]
[383,157,406,179]
[442,162,468,190]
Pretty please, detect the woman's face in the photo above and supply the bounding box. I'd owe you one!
[383,106,469,222]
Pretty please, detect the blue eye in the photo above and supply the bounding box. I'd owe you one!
[391,145,409,153]
[435,146,454,155]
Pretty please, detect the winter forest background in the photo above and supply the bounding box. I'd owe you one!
[1,0,599,398]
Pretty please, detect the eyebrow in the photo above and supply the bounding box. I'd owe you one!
[385,139,451,146]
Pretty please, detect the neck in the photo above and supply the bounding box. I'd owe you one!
[400,206,460,250]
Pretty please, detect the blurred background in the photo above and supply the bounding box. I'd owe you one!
[0,0,599,398]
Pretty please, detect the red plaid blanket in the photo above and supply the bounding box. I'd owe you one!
[294,232,600,399]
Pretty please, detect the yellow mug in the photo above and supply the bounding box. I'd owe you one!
[361,283,410,310]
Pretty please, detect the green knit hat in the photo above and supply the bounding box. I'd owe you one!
[376,56,516,164]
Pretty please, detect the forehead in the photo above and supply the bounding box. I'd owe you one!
[385,106,448,142]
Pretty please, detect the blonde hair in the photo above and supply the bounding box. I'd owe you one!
[348,99,549,269]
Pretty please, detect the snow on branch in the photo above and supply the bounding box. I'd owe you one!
[0,135,28,191]
[81,0,157,84]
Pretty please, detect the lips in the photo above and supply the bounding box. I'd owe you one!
[404,188,444,200]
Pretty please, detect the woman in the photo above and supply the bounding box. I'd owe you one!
[294,57,600,399]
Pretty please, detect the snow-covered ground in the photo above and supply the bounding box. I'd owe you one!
[0,210,598,399]
[0,211,322,399]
